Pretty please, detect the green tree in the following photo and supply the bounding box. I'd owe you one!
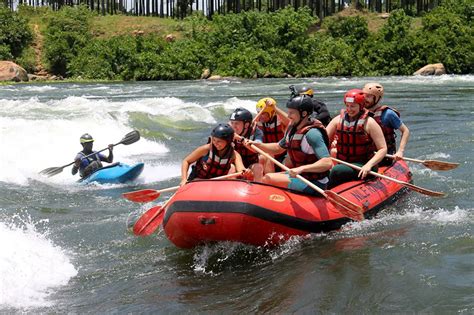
[0,5,33,58]
[43,5,92,76]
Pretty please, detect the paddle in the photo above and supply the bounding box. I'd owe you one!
[330,157,446,197]
[238,137,365,221]
[123,171,244,203]
[386,154,459,171]
[131,171,244,236]
[39,130,141,177]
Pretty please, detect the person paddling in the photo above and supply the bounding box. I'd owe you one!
[72,133,114,178]
[290,85,332,126]
[326,89,387,188]
[255,97,289,173]
[245,95,332,196]
[229,108,265,181]
[363,82,410,166]
[181,124,247,186]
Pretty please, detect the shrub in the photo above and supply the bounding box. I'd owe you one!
[43,5,92,76]
[0,5,33,58]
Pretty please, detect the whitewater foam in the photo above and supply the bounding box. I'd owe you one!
[0,218,77,309]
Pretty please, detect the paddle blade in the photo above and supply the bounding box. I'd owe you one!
[39,167,63,177]
[133,205,165,236]
[404,182,446,197]
[423,160,459,171]
[121,130,140,145]
[325,190,364,221]
[123,189,160,202]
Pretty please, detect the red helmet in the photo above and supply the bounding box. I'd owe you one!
[344,89,366,107]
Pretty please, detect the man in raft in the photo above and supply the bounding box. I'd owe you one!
[72,133,113,178]
[180,123,247,186]
[326,89,387,188]
[255,97,289,173]
[363,82,410,166]
[229,107,265,181]
[245,95,333,196]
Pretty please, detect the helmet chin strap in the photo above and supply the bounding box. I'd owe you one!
[295,111,308,128]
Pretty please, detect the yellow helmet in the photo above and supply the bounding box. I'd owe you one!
[256,98,276,119]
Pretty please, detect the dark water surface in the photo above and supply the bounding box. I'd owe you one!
[0,76,472,313]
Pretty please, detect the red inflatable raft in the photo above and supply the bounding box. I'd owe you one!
[162,161,411,248]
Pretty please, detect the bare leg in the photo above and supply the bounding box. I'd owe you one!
[262,172,290,188]
[251,163,264,182]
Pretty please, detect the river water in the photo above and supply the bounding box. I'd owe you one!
[0,76,472,313]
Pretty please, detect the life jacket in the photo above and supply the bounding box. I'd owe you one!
[77,151,102,170]
[285,120,330,181]
[77,151,103,178]
[335,108,374,164]
[233,128,259,167]
[368,105,400,154]
[257,115,286,143]
[192,144,234,180]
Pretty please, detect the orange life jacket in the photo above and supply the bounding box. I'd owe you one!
[285,120,330,181]
[257,115,286,143]
[192,144,234,179]
[233,128,259,167]
[336,109,374,164]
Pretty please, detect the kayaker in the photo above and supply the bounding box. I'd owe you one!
[255,97,289,173]
[363,82,410,166]
[72,133,114,178]
[289,85,332,126]
[326,89,387,188]
[229,107,265,181]
[181,123,247,186]
[245,95,333,196]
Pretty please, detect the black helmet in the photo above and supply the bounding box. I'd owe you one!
[286,95,314,116]
[297,86,314,97]
[229,107,253,122]
[211,123,234,142]
[80,133,94,144]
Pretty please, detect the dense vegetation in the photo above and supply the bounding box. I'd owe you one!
[1,0,472,80]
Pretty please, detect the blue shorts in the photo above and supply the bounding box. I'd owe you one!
[286,172,328,196]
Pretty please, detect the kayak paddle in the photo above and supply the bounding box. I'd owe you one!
[39,130,140,177]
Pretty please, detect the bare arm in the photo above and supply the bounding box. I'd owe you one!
[291,157,332,175]
[325,116,339,144]
[181,144,210,185]
[359,118,387,178]
[251,141,286,156]
[394,123,410,159]
[275,105,290,127]
[233,151,246,173]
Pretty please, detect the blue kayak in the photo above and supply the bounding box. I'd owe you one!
[80,162,144,184]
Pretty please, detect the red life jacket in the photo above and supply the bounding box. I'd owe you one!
[193,144,234,179]
[369,105,400,154]
[233,128,259,167]
[336,108,374,163]
[285,120,330,181]
[257,116,286,143]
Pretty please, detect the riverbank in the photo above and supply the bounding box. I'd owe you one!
[2,2,472,81]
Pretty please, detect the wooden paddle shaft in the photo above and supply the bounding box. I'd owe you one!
[248,143,327,197]
[386,154,424,164]
[159,172,243,194]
